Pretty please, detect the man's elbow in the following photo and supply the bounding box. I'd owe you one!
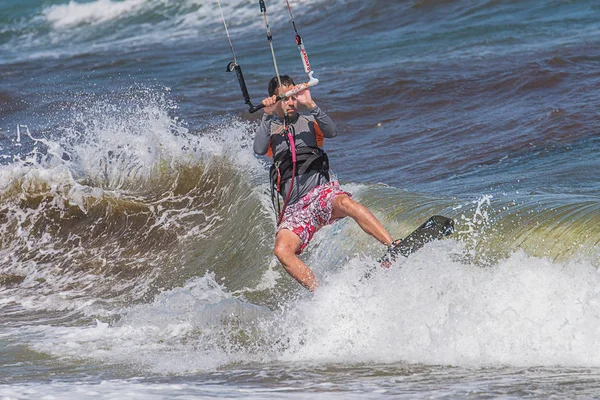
[253,145,267,155]
[325,127,338,138]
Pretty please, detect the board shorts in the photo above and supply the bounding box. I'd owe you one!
[277,180,352,254]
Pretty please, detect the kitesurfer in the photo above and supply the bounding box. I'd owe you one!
[254,75,398,291]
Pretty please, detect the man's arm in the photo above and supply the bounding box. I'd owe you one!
[309,105,337,138]
[253,113,272,155]
[296,88,338,138]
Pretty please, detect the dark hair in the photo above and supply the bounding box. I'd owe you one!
[268,75,295,96]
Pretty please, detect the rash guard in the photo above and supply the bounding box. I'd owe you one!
[254,105,338,205]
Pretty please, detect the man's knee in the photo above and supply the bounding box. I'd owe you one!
[273,242,290,261]
[333,194,357,217]
[274,232,301,261]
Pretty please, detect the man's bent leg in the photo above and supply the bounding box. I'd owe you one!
[331,194,393,246]
[274,229,320,292]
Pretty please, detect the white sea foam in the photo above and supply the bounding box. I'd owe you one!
[41,0,293,30]
[11,240,600,373]
[43,0,148,29]
[0,380,369,400]
[282,242,600,367]
[5,94,600,372]
[18,273,272,373]
[0,90,267,316]
[2,0,328,63]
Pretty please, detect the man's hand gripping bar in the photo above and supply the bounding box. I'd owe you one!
[227,61,319,114]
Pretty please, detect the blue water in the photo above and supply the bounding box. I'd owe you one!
[2,0,600,398]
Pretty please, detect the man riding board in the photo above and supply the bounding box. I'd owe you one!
[254,75,397,292]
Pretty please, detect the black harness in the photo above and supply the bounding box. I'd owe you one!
[269,146,330,215]
[270,146,329,190]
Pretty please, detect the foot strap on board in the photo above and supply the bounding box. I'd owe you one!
[379,239,403,268]
[377,215,455,267]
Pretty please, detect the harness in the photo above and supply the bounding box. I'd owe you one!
[270,146,329,192]
[269,144,330,221]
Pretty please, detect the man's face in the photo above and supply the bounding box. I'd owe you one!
[276,85,297,117]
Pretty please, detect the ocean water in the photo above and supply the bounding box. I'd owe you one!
[1,0,600,398]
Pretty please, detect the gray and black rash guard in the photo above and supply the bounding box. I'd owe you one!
[254,105,338,205]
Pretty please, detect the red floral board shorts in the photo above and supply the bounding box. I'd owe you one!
[277,181,351,254]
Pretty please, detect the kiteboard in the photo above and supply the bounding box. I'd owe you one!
[379,215,455,266]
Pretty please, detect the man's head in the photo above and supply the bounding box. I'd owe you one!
[268,75,295,96]
[268,75,298,117]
